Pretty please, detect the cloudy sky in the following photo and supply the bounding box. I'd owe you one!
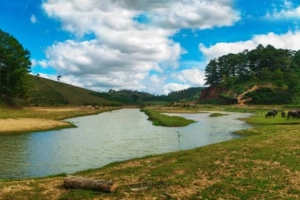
[1,0,300,94]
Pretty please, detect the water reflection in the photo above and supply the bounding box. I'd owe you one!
[0,109,252,179]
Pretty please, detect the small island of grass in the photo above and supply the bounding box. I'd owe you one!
[141,107,195,127]
[209,113,228,117]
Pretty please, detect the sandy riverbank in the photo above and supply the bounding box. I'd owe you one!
[0,106,113,134]
[0,118,71,133]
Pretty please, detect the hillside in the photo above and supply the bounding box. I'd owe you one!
[199,44,300,105]
[16,75,204,106]
[17,75,119,106]
[198,82,297,105]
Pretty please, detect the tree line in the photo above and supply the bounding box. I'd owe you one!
[0,29,31,105]
[204,44,300,94]
[142,87,204,102]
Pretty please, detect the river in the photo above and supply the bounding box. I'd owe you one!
[0,108,252,179]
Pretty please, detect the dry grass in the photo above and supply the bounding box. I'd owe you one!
[0,106,118,134]
[0,118,70,133]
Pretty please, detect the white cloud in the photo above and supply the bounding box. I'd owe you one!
[30,14,38,24]
[265,0,300,19]
[199,41,256,61]
[31,59,48,69]
[163,83,190,95]
[40,0,239,94]
[199,31,300,61]
[173,68,206,86]
[148,0,240,29]
[31,59,37,67]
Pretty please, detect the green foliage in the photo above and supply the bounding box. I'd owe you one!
[142,87,205,102]
[0,29,31,104]
[91,87,204,105]
[166,87,204,101]
[91,90,150,105]
[244,88,293,104]
[204,44,300,104]
[140,108,195,127]
[204,44,295,87]
[209,113,228,117]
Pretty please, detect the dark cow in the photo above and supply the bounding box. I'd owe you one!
[265,110,276,118]
[281,111,286,118]
[287,111,299,119]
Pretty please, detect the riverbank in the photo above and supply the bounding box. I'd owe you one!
[0,105,299,199]
[0,106,119,134]
[0,105,198,134]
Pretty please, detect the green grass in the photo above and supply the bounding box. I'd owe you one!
[209,113,228,117]
[18,75,117,106]
[141,107,195,126]
[0,105,299,199]
[245,110,300,126]
[59,128,300,199]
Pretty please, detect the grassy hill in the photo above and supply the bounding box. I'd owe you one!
[17,75,204,107]
[17,75,119,106]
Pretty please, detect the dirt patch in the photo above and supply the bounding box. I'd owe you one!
[236,85,259,105]
[199,87,227,102]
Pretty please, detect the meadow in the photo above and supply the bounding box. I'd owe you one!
[0,105,299,199]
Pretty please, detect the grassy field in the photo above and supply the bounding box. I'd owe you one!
[0,105,299,199]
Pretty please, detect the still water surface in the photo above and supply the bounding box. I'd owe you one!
[0,109,252,179]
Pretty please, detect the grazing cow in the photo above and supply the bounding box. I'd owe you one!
[265,110,276,118]
[273,109,279,115]
[287,111,299,119]
[281,111,286,118]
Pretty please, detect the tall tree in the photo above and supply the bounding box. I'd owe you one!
[204,59,220,85]
[0,29,31,104]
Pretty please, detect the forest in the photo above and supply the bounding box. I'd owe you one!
[204,44,300,104]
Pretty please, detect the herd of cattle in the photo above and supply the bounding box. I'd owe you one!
[265,109,300,119]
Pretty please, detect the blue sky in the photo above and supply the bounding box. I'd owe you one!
[1,0,300,94]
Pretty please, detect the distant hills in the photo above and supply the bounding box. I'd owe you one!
[17,75,204,106]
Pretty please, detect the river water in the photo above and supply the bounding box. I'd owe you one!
[0,108,252,179]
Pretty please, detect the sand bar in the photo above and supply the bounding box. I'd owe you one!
[0,118,71,134]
